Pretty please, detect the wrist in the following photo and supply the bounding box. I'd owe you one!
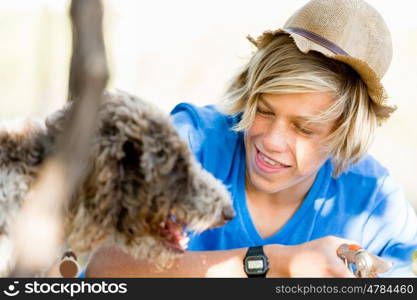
[243,246,270,277]
[264,244,291,277]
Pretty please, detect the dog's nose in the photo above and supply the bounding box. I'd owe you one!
[222,205,235,222]
[213,205,235,228]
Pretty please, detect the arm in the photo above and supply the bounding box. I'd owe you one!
[45,259,61,277]
[86,244,276,277]
[85,236,354,278]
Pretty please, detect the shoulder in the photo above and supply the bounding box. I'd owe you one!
[344,154,389,178]
[170,102,244,180]
[336,155,392,194]
[330,154,404,219]
[333,154,408,224]
[170,102,241,157]
[170,102,239,133]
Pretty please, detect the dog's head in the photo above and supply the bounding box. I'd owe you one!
[52,91,235,265]
[0,91,234,274]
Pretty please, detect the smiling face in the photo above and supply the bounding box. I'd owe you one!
[244,92,336,196]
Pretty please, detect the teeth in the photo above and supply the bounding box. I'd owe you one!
[260,152,278,166]
[179,235,189,249]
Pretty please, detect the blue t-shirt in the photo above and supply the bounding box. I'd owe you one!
[170,102,417,277]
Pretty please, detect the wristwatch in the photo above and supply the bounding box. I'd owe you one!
[243,246,269,277]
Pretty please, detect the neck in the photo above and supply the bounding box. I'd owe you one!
[245,171,318,207]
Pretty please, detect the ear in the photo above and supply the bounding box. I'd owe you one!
[113,139,147,235]
[0,120,49,167]
[120,140,143,178]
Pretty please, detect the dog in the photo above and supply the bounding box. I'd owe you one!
[0,90,235,276]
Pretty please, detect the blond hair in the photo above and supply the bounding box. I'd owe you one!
[220,35,396,177]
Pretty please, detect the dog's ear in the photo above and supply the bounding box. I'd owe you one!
[113,138,148,241]
[120,140,143,180]
[67,119,148,251]
[0,121,49,167]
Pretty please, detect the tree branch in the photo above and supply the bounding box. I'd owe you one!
[10,0,108,276]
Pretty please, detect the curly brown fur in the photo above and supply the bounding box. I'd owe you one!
[0,90,234,276]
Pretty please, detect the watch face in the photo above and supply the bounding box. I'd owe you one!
[247,259,264,270]
[244,256,268,274]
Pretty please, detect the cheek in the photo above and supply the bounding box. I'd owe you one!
[245,117,266,151]
[294,140,329,174]
[247,115,267,137]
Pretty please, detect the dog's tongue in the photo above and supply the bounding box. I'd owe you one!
[163,218,189,252]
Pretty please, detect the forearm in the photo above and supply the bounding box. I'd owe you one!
[45,259,61,277]
[85,244,289,278]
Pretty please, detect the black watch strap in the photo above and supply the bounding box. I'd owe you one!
[244,246,269,278]
[247,246,264,256]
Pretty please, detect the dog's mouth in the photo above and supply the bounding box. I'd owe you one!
[158,214,189,253]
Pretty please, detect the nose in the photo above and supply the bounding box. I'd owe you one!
[262,120,290,153]
[213,205,235,227]
[222,205,235,222]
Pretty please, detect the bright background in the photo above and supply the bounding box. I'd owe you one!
[1,0,416,210]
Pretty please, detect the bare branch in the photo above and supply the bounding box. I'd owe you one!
[10,0,108,276]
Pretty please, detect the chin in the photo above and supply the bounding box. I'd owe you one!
[247,170,293,194]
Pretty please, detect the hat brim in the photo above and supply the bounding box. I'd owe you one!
[250,29,390,112]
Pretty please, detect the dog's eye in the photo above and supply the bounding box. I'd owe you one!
[101,125,118,136]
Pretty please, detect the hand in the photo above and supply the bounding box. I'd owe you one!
[267,236,356,277]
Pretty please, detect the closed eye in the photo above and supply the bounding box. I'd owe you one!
[294,123,314,135]
[256,106,274,116]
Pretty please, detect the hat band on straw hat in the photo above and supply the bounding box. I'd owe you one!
[284,27,349,56]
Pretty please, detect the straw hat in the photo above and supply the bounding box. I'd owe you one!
[249,0,393,109]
